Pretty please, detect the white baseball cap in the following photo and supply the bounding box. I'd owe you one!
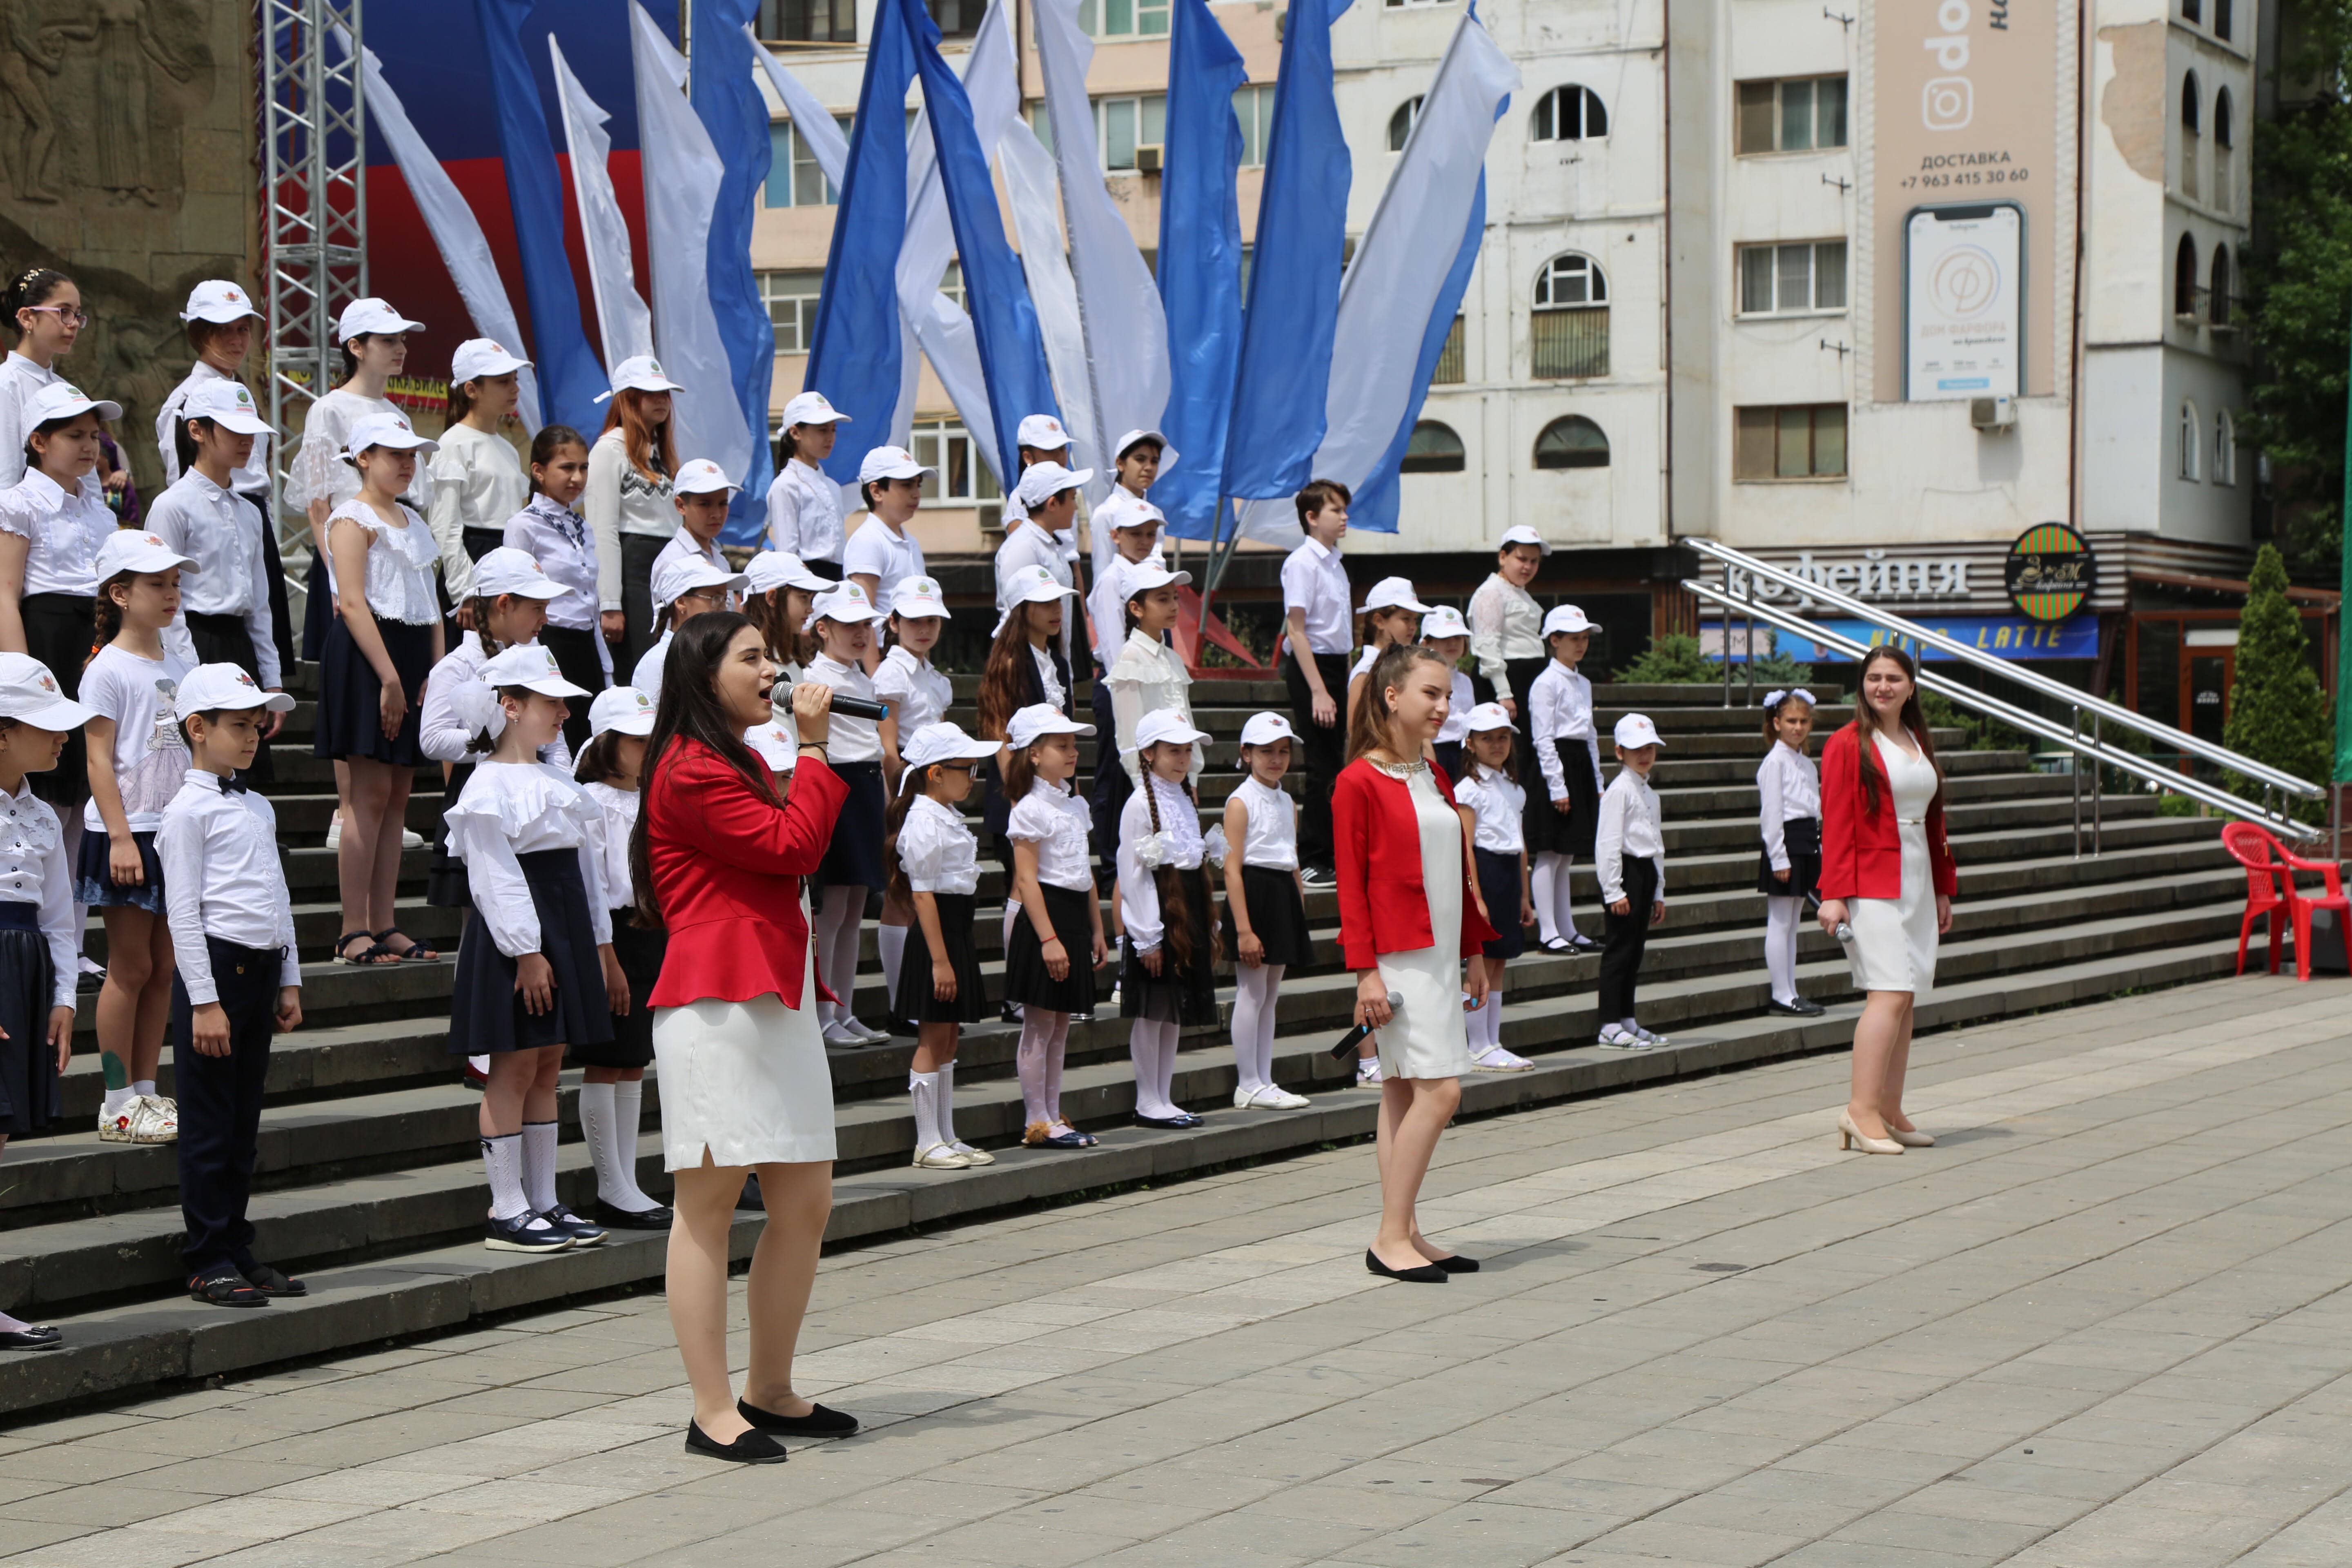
[451,338,531,384]
[1357,576,1432,616]
[471,547,570,601]
[1003,564,1078,607]
[1463,701,1515,734]
[180,281,260,325]
[648,557,748,629]
[93,530,197,582]
[1613,713,1665,750]
[1108,501,1166,533]
[480,642,593,699]
[746,720,797,773]
[336,297,425,341]
[27,381,121,425]
[177,662,294,715]
[1135,710,1209,751]
[596,354,686,401]
[0,655,91,729]
[1120,563,1193,597]
[889,575,951,619]
[1421,605,1470,642]
[1111,429,1177,473]
[180,379,272,436]
[341,412,434,461]
[1006,704,1094,748]
[902,721,1001,770]
[1541,604,1593,638]
[588,685,657,738]
[743,550,835,596]
[1499,524,1553,557]
[674,458,740,497]
[1238,712,1298,748]
[780,390,849,427]
[1014,463,1092,509]
[806,582,884,626]
[856,445,933,485]
[1016,413,1072,451]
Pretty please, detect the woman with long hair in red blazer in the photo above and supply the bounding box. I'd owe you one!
[630,611,854,1464]
[1335,644,1496,1283]
[1815,644,1957,1156]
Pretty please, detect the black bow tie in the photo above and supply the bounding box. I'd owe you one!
[219,775,248,795]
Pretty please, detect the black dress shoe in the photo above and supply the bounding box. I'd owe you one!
[739,1398,860,1437]
[1430,1254,1480,1274]
[594,1199,675,1229]
[1766,996,1827,1018]
[1365,1248,1448,1284]
[737,1175,764,1211]
[0,1323,61,1351]
[684,1419,788,1464]
[1132,1111,1205,1130]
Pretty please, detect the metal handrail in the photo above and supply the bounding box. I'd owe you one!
[1684,579,2324,845]
[1686,537,2324,801]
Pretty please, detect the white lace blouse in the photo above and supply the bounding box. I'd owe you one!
[327,499,442,626]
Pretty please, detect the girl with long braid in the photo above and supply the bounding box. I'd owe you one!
[1116,710,1223,1129]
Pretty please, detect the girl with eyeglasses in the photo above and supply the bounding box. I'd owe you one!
[0,270,96,495]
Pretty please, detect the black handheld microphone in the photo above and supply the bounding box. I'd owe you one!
[1329,993,1405,1060]
[825,694,889,721]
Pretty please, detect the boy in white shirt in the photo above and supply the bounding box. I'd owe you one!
[1278,480,1352,886]
[763,390,850,572]
[1594,713,1668,1051]
[647,459,738,585]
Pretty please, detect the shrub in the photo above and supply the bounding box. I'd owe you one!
[1617,632,1813,687]
[2222,544,2332,821]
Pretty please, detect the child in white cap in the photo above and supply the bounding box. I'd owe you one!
[979,567,1082,984]
[651,458,739,587]
[764,390,851,574]
[741,549,834,706]
[1595,713,1668,1050]
[1345,577,1432,730]
[803,583,892,1045]
[999,412,1075,531]
[1756,688,1824,1018]
[842,447,932,667]
[502,424,608,751]
[1117,709,1223,1129]
[159,664,305,1307]
[1457,704,1536,1072]
[630,556,749,698]
[427,339,533,604]
[874,577,954,1009]
[0,269,97,494]
[1000,704,1107,1147]
[1219,713,1312,1110]
[586,354,686,673]
[0,653,92,1348]
[1527,603,1601,955]
[1421,605,1476,782]
[996,461,1088,670]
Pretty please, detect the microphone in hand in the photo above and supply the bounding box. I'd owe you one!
[1329,993,1404,1060]
[824,693,889,721]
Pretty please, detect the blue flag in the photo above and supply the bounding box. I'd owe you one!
[688,0,777,543]
[1218,0,1351,501]
[1150,0,1247,540]
[472,0,604,436]
[1349,176,1484,533]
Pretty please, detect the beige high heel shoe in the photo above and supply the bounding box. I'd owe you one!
[1838,1111,1904,1155]
[1883,1125,1935,1148]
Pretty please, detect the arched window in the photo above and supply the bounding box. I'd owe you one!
[2214,88,2235,209]
[2175,233,2199,318]
[2179,400,2201,480]
[2180,72,2202,198]
[2214,410,2236,486]
[1531,84,1607,142]
[1388,96,1423,152]
[2209,245,2232,326]
[1400,420,1465,473]
[1535,416,1610,469]
[1532,254,1610,378]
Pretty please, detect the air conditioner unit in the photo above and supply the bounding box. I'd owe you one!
[1970,395,2016,431]
[1134,143,1165,174]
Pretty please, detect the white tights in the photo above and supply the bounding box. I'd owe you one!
[1017,1010,1070,1129]
[1230,963,1283,1095]
[878,924,907,1008]
[1765,895,1802,1004]
[1532,852,1580,945]
[1129,1017,1182,1119]
[1469,988,1502,1051]
[813,884,866,1026]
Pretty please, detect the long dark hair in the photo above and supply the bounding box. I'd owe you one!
[528,424,588,494]
[88,569,133,666]
[978,605,1049,741]
[1346,644,1449,764]
[1136,762,1219,972]
[1853,645,1943,819]
[600,389,675,482]
[4,269,70,342]
[628,612,779,930]
[743,586,812,669]
[883,762,946,905]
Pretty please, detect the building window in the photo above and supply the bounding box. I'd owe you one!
[1530,84,1607,142]
[762,0,854,44]
[2209,245,2232,327]
[1400,421,1465,473]
[2214,0,2232,40]
[1384,0,1455,9]
[1233,85,1276,168]
[2178,401,2201,480]
[938,262,964,312]
[2181,0,2199,20]
[760,270,822,355]
[1734,404,1847,480]
[2175,233,2199,318]
[1735,76,1848,154]
[928,0,982,36]
[2214,88,2234,209]
[2180,72,2202,199]
[911,420,1002,505]
[2215,410,2236,485]
[1736,241,1847,315]
[1532,254,1609,379]
[1101,95,1167,170]
[1079,0,1169,37]
[1432,315,1465,384]
[764,117,846,208]
[1534,415,1609,469]
[1389,97,1423,152]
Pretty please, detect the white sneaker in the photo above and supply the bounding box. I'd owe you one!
[324,812,341,850]
[948,1140,996,1166]
[1596,1024,1649,1051]
[1634,1025,1669,1048]
[820,1021,868,1047]
[97,1101,134,1142]
[401,828,426,849]
[1235,1084,1311,1110]
[1470,1045,1536,1073]
[911,1143,973,1169]
[842,1018,891,1044]
[1356,1060,1385,1087]
[125,1095,178,1144]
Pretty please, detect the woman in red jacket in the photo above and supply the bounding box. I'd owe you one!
[1336,645,1496,1284]
[1815,644,1957,1156]
[631,611,853,1464]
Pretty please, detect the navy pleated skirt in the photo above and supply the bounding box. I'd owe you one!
[0,904,60,1134]
[448,849,615,1056]
[314,617,433,767]
[893,890,989,1025]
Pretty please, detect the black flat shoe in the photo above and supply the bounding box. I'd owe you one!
[1786,996,1826,1017]
[1566,934,1600,954]
[1429,1254,1480,1274]
[594,1199,675,1230]
[1133,1112,1205,1130]
[0,1324,61,1350]
[684,1419,787,1464]
[189,1263,270,1307]
[1365,1248,1448,1284]
[739,1398,860,1437]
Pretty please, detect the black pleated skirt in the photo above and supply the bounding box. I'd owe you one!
[314,617,433,766]
[1002,882,1098,1014]
[448,849,615,1056]
[894,890,989,1025]
[74,827,164,912]
[1434,740,1466,785]
[1758,816,1823,900]
[301,552,330,663]
[184,610,272,784]
[461,526,506,562]
[1120,866,1219,1026]
[0,906,60,1134]
[426,762,474,910]
[1475,846,1527,960]
[816,760,886,887]
[20,592,92,811]
[572,915,664,1069]
[1221,864,1312,969]
[1526,737,1601,858]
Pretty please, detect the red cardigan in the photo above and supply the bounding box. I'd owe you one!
[1817,722,1959,902]
[642,739,849,1011]
[1333,758,1498,970]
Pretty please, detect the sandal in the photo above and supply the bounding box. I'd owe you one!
[334,931,395,966]
[188,1264,269,1309]
[375,927,439,962]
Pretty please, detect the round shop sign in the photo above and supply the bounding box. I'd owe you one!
[2005,522,2095,622]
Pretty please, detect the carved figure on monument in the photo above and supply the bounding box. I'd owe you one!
[0,0,94,204]
[92,0,196,206]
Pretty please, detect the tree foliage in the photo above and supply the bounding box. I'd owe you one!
[1617,632,1813,687]
[2222,545,2333,818]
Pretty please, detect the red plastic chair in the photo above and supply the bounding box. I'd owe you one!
[2220,822,2352,981]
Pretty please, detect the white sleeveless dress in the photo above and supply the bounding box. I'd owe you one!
[1846,732,1940,997]
[1370,761,1475,1080]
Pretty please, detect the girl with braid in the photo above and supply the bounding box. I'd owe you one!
[1115,709,1222,1130]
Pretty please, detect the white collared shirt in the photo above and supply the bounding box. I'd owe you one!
[1229,775,1298,871]
[156,361,271,494]
[584,426,673,612]
[1106,628,1200,788]
[420,632,572,771]
[650,528,731,592]
[581,780,639,909]
[149,469,281,687]
[897,793,981,895]
[1528,659,1600,803]
[764,457,846,566]
[1757,741,1822,873]
[326,499,441,626]
[629,631,671,698]
[1457,763,1527,856]
[0,775,76,1009]
[443,761,613,958]
[1007,777,1094,892]
[502,494,604,643]
[1118,773,1204,954]
[842,514,925,609]
[1595,766,1665,906]
[0,469,117,598]
[156,769,300,1004]
[1087,541,1167,666]
[806,651,881,762]
[1468,573,1544,702]
[0,352,105,501]
[1280,537,1351,656]
[874,646,951,738]
[425,421,528,603]
[81,643,196,833]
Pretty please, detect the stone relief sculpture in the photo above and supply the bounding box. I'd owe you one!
[0,0,94,203]
[92,0,196,205]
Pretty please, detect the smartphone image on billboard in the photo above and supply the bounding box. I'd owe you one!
[1903,202,2025,402]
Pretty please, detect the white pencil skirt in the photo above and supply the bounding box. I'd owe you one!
[653,952,837,1168]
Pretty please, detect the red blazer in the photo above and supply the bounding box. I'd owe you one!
[1333,758,1498,970]
[1817,722,1958,902]
[642,739,849,1011]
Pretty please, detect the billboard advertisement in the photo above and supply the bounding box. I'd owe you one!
[1904,202,2023,399]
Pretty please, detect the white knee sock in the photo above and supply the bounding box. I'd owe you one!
[879,924,907,1009]
[1044,1015,1070,1126]
[578,1081,621,1203]
[1472,992,1500,1051]
[482,1132,529,1221]
[1232,964,1278,1094]
[521,1120,559,1213]
[1130,1019,1167,1117]
[1547,853,1581,942]
[1532,853,1564,945]
[911,1069,945,1151]
[1018,1015,1056,1128]
[610,1080,657,1209]
[1156,1018,1180,1113]
[1765,896,1801,1004]
[938,1058,965,1147]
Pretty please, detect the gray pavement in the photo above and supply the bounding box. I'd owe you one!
[4,974,2352,1566]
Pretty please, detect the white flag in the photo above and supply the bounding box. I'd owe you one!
[550,36,653,374]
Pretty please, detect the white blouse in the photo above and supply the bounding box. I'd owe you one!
[425,422,528,603]
[764,457,844,565]
[0,469,118,598]
[1468,573,1543,702]
[443,761,613,958]
[805,652,881,763]
[502,494,603,641]
[1118,774,1207,954]
[875,646,951,737]
[581,780,639,909]
[157,361,272,495]
[1229,775,1298,871]
[1528,660,1600,803]
[1595,768,1665,906]
[1757,742,1822,874]
[1457,764,1527,856]
[1007,778,1094,893]
[80,643,195,833]
[419,632,572,770]
[1107,628,1200,788]
[0,353,105,500]
[897,793,981,895]
[149,470,281,685]
[283,387,431,517]
[0,775,76,1008]
[326,499,442,626]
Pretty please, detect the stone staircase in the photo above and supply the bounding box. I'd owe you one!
[0,668,2251,1418]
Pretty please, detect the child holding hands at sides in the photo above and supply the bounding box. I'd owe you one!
[1455,704,1537,1072]
[888,721,1003,1169]
[426,339,532,607]
[1757,688,1824,1018]
[1118,710,1223,1130]
[1001,704,1108,1147]
[159,664,305,1308]
[802,582,891,1047]
[0,655,91,1350]
[1421,606,1476,782]
[79,531,200,1143]
[874,577,954,1011]
[501,425,608,754]
[1527,604,1602,955]
[446,645,624,1253]
[1595,713,1668,1051]
[1221,713,1312,1110]
[1344,577,1432,728]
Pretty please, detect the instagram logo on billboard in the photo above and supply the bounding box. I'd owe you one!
[1922,76,1974,129]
